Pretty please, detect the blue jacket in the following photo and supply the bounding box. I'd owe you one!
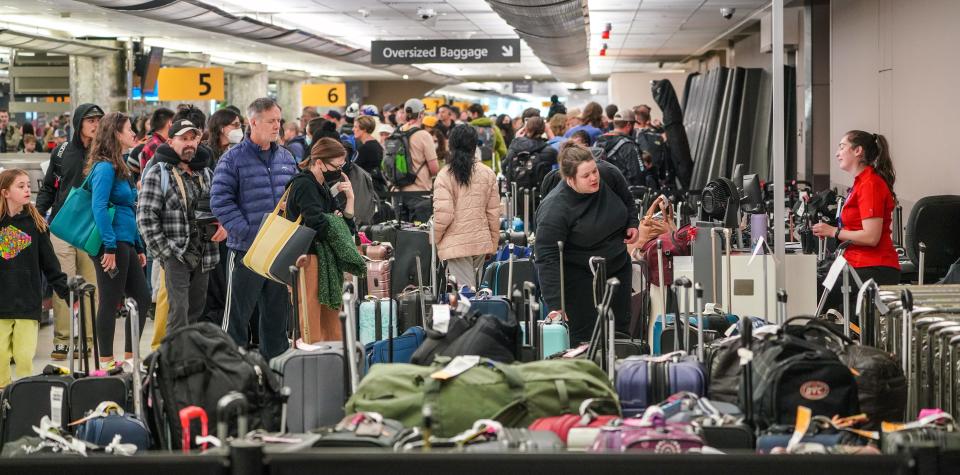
[210,137,299,251]
[564,124,603,145]
[89,161,141,253]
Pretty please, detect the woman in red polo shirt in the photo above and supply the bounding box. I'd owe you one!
[813,130,900,310]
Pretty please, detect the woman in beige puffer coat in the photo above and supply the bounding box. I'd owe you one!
[432,124,501,289]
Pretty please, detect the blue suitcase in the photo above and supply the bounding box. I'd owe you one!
[364,326,427,371]
[74,407,151,451]
[616,354,707,417]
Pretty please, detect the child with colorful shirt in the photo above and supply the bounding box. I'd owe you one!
[0,168,69,387]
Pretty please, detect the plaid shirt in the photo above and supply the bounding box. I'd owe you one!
[137,162,219,273]
[139,133,166,171]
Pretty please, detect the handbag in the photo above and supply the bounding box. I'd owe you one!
[49,173,115,256]
[243,188,317,286]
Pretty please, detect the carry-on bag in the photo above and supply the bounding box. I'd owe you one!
[528,399,618,444]
[590,406,705,453]
[48,173,115,256]
[269,263,350,433]
[345,357,619,437]
[243,188,317,286]
[358,297,398,345]
[72,401,151,451]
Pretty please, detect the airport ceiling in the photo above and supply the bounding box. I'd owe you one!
[0,0,771,83]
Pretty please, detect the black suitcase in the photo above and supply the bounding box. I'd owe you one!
[0,374,73,445]
[392,226,433,298]
[360,223,401,248]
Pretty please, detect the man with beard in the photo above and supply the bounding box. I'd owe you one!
[137,119,224,333]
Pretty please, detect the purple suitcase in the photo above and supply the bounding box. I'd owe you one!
[615,352,707,417]
[590,410,705,453]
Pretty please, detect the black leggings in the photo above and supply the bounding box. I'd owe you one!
[93,242,151,359]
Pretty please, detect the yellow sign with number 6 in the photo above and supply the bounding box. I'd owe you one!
[302,83,347,107]
[157,67,224,101]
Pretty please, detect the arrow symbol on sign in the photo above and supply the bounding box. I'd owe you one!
[501,45,514,57]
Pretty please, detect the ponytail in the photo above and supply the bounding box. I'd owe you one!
[845,130,896,193]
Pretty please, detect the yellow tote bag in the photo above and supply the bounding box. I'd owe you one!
[243,188,317,285]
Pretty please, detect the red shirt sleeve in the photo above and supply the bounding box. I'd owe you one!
[857,175,887,220]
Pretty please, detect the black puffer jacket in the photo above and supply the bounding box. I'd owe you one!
[36,103,104,220]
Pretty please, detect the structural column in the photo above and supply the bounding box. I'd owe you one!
[69,40,126,112]
[273,78,304,123]
[226,64,268,113]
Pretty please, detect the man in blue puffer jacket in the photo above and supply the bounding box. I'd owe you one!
[211,97,298,359]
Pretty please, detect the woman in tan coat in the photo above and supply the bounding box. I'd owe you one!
[432,124,501,289]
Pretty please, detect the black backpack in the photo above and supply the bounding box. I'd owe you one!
[750,329,859,428]
[143,323,282,449]
[382,127,423,189]
[506,143,551,190]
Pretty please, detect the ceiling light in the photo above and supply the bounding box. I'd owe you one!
[524,75,532,80]
[402,74,409,80]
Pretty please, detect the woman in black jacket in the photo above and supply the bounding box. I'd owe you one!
[285,138,357,341]
[535,142,641,344]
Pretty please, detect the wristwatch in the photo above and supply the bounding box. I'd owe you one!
[834,227,842,240]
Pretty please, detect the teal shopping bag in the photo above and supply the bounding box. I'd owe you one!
[49,174,114,256]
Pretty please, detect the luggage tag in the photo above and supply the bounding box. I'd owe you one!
[50,386,64,428]
[431,355,480,381]
[431,304,452,333]
[821,255,848,291]
[787,406,813,451]
[561,343,590,358]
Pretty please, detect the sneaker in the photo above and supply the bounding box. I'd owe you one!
[51,344,69,361]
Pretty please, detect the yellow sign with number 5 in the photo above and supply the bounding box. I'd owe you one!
[157,67,224,101]
[302,83,347,107]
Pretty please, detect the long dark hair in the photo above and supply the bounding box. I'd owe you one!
[846,130,895,192]
[447,124,478,187]
[497,114,514,145]
[84,112,131,179]
[207,108,239,157]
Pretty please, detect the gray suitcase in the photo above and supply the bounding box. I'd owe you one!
[269,264,358,433]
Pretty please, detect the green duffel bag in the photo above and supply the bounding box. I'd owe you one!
[344,357,619,437]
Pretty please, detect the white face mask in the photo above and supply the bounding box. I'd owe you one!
[227,128,244,144]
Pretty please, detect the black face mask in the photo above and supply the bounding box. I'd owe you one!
[322,170,341,183]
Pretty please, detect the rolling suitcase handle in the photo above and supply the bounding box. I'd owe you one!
[523,189,530,238]
[523,281,539,356]
[900,289,914,415]
[657,239,667,355]
[680,277,693,352]
[695,284,705,363]
[81,283,101,370]
[507,243,515,300]
[558,241,567,318]
[776,289,788,325]
[67,276,83,374]
[124,297,144,421]
[179,406,209,453]
[605,277,621,382]
[918,242,926,285]
[671,278,682,353]
[342,282,360,395]
[216,391,249,445]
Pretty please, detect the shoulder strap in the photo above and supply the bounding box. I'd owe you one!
[168,166,189,208]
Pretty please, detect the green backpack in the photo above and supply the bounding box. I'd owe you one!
[345,358,619,437]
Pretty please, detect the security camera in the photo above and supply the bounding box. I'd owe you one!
[417,7,437,21]
[720,8,735,20]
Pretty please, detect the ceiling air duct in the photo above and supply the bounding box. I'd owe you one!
[486,0,590,83]
[0,29,119,57]
[76,0,456,84]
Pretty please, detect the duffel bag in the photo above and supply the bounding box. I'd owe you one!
[344,357,619,437]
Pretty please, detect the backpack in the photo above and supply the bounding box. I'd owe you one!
[595,134,640,172]
[142,323,282,450]
[382,127,423,189]
[475,125,496,163]
[506,143,550,190]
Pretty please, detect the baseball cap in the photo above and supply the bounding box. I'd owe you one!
[345,102,360,119]
[613,109,636,123]
[325,110,342,121]
[375,123,394,136]
[383,103,398,113]
[404,98,425,115]
[361,105,379,116]
[169,119,201,137]
[422,116,438,128]
[54,129,68,138]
